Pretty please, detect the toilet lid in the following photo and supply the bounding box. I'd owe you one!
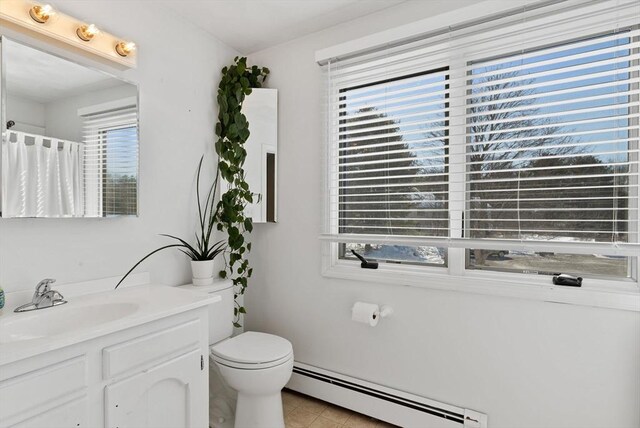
[210,332,293,365]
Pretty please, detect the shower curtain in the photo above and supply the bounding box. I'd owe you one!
[2,131,84,217]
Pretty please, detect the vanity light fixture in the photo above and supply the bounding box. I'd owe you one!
[76,23,99,41]
[28,4,53,24]
[115,41,136,57]
[0,0,137,68]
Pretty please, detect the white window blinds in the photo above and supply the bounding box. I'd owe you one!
[337,69,449,237]
[81,104,139,217]
[322,0,640,257]
[466,31,637,246]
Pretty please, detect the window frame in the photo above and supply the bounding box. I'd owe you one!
[336,66,451,269]
[457,28,639,283]
[322,11,640,310]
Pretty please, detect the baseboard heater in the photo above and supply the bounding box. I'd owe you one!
[287,362,487,428]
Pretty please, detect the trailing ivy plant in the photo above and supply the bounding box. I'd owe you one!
[215,57,269,327]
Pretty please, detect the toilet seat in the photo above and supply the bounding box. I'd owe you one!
[210,331,293,370]
[212,351,293,370]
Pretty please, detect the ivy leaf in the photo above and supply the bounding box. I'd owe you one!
[231,235,244,249]
[233,112,242,125]
[244,218,253,233]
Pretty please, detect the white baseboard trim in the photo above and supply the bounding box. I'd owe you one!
[287,362,487,428]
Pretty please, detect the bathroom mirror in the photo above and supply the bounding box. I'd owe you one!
[0,37,139,218]
[242,88,277,223]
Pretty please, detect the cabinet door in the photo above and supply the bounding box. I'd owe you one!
[105,350,206,428]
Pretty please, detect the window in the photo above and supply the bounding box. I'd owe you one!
[322,0,639,289]
[337,69,449,267]
[465,32,636,279]
[81,104,139,217]
[100,125,138,216]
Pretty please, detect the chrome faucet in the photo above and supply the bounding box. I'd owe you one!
[14,278,67,312]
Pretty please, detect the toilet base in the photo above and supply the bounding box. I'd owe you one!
[234,391,284,428]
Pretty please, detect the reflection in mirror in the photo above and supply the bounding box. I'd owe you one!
[1,37,139,218]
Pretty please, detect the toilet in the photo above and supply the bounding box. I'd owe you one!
[183,280,294,428]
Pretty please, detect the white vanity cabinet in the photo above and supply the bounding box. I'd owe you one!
[0,289,212,428]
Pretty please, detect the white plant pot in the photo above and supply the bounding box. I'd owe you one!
[191,259,215,286]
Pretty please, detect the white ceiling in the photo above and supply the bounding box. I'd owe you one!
[159,0,406,54]
[3,39,125,104]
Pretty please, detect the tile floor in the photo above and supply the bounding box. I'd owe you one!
[282,389,398,428]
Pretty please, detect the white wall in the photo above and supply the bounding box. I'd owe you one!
[0,1,238,291]
[245,2,640,428]
[6,95,45,133]
[44,83,137,142]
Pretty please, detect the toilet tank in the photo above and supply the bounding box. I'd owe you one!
[181,280,234,345]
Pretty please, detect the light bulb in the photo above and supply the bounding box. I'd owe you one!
[29,4,54,24]
[77,24,100,41]
[115,41,136,57]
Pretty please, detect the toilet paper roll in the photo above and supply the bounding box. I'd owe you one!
[351,302,380,327]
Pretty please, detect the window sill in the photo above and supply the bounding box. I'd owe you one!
[322,260,640,312]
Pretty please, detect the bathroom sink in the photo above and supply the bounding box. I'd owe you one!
[0,284,220,366]
[0,302,138,344]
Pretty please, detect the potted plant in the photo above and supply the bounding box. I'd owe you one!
[116,156,226,288]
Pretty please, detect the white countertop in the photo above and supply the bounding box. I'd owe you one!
[0,284,220,366]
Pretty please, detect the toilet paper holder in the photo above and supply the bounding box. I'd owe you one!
[352,302,394,327]
[376,305,394,319]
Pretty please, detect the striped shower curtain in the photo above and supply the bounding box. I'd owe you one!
[1,130,84,217]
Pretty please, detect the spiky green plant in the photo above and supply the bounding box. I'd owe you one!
[116,156,225,289]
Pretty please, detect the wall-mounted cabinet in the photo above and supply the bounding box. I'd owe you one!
[243,88,277,223]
